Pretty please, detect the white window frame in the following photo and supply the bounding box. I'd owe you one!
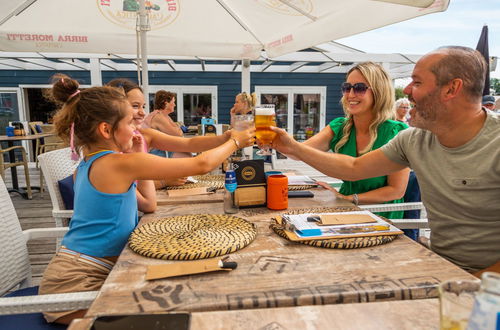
[254,86,326,137]
[147,85,218,123]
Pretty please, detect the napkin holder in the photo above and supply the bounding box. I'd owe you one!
[234,159,266,207]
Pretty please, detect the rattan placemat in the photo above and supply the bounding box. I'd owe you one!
[164,174,225,191]
[129,214,257,260]
[270,207,399,249]
[164,174,316,191]
[288,184,317,191]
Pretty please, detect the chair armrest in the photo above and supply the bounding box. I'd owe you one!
[53,210,74,219]
[0,146,26,153]
[0,291,97,315]
[22,227,69,243]
[359,202,423,212]
[390,218,429,229]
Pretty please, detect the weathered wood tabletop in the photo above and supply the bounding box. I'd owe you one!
[71,298,439,330]
[85,188,474,318]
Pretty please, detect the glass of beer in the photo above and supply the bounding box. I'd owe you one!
[255,104,277,156]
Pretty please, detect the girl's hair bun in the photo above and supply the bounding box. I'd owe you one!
[51,73,80,103]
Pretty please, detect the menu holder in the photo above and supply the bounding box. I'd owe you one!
[277,211,403,241]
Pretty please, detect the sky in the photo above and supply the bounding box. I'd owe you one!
[336,0,500,84]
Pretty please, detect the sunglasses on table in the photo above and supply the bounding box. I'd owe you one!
[341,82,371,95]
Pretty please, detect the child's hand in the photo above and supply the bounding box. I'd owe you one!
[131,133,145,153]
[230,126,255,148]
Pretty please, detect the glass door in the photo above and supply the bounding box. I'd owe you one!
[255,86,326,142]
[293,93,321,141]
[259,93,288,132]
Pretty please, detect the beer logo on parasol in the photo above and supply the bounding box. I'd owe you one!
[257,0,312,16]
[98,0,180,30]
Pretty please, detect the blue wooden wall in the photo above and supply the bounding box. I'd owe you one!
[0,70,346,125]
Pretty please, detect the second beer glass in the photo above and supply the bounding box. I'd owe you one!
[255,104,277,156]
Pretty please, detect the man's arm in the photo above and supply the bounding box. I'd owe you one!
[271,127,406,181]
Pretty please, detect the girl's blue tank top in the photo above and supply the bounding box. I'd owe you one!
[62,151,138,257]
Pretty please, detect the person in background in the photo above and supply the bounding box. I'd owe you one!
[230,92,256,116]
[39,74,255,325]
[481,94,496,111]
[270,46,500,275]
[292,62,409,221]
[394,97,411,124]
[142,90,182,157]
[230,92,257,159]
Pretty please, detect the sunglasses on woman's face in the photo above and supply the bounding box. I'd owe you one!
[341,82,371,95]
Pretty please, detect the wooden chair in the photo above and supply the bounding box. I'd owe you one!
[0,145,32,200]
[28,121,44,168]
[0,176,96,327]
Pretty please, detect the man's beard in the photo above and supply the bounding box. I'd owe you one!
[409,88,441,129]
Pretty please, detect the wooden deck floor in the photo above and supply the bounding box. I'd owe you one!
[7,164,55,286]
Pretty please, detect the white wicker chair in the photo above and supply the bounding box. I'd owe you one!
[0,176,96,316]
[38,148,78,228]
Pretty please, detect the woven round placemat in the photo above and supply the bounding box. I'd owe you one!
[288,184,318,191]
[270,207,398,249]
[164,174,225,191]
[129,214,257,260]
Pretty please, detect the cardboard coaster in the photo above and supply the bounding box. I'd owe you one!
[269,207,398,249]
[129,214,257,260]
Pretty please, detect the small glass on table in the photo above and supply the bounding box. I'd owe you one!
[439,279,480,330]
[255,104,277,156]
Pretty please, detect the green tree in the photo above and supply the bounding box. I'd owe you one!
[491,78,500,95]
[395,87,406,100]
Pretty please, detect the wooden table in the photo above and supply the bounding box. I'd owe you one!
[0,133,53,198]
[71,298,439,330]
[85,188,475,318]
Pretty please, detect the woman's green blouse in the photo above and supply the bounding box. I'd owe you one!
[329,117,409,219]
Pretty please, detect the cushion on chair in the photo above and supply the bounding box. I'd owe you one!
[58,175,74,210]
[402,171,421,241]
[35,124,45,144]
[0,286,66,330]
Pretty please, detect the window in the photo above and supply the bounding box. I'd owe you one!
[0,89,22,135]
[256,86,326,142]
[148,86,217,127]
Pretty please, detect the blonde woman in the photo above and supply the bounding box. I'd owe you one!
[283,62,410,219]
[230,91,257,116]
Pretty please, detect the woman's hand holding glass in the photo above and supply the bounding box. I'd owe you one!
[269,126,298,157]
[230,126,256,149]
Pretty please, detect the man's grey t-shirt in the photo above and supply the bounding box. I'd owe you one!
[381,110,500,272]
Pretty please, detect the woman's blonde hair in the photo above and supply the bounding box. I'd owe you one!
[336,62,395,155]
[237,92,257,111]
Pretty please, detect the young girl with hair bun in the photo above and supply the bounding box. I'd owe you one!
[39,74,255,325]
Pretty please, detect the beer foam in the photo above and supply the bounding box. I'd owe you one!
[255,107,275,116]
